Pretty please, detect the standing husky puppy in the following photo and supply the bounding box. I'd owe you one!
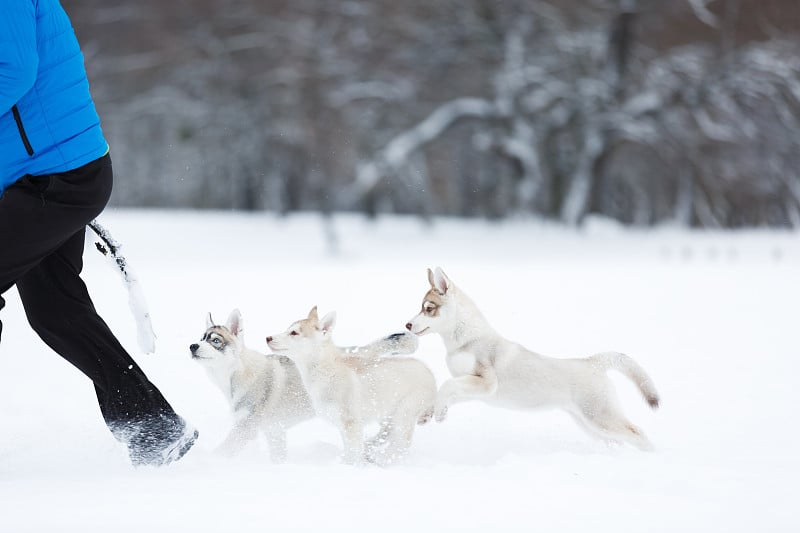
[405,268,660,451]
[190,309,314,461]
[266,307,436,465]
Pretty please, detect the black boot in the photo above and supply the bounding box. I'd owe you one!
[109,414,199,467]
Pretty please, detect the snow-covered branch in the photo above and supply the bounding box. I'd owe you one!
[344,98,502,200]
[84,0,800,228]
[687,0,720,28]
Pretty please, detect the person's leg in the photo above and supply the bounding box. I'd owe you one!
[0,169,97,343]
[16,229,194,464]
[1,156,196,465]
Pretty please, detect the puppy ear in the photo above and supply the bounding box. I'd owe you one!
[433,267,451,295]
[206,312,214,329]
[308,306,319,323]
[227,309,243,337]
[318,311,337,335]
[427,268,436,288]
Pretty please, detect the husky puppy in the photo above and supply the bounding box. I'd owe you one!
[266,307,436,465]
[190,309,314,462]
[405,268,660,451]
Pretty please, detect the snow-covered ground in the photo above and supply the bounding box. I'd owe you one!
[1,210,797,532]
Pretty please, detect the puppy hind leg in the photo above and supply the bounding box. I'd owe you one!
[568,412,617,445]
[366,419,392,449]
[383,398,424,464]
[374,417,414,467]
[617,420,654,452]
[597,417,653,451]
[365,419,393,465]
[577,406,654,451]
[385,420,415,464]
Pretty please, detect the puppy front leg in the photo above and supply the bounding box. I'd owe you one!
[216,417,258,456]
[339,417,364,465]
[435,370,498,422]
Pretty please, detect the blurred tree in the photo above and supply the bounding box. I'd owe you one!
[64,0,800,227]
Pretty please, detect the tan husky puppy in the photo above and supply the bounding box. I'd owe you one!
[267,307,436,465]
[191,309,314,462]
[405,268,660,451]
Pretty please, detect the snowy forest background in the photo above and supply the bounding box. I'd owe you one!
[65,0,800,228]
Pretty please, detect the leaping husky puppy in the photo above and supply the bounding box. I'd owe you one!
[267,307,436,465]
[405,268,660,451]
[190,309,315,462]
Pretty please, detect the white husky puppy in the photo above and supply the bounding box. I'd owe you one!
[405,268,660,451]
[190,309,315,462]
[267,307,436,465]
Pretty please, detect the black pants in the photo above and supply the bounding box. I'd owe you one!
[0,155,187,461]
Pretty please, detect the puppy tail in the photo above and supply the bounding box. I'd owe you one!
[345,331,419,358]
[592,352,660,409]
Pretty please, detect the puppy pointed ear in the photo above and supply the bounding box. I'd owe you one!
[318,311,337,335]
[227,309,243,337]
[308,306,319,323]
[433,267,451,295]
[206,312,214,329]
[427,268,436,288]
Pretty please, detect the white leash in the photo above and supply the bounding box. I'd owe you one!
[88,219,156,354]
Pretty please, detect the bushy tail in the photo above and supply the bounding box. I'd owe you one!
[88,219,156,354]
[343,331,419,358]
[592,352,660,409]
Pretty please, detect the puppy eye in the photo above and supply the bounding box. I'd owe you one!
[290,331,299,336]
[212,338,221,344]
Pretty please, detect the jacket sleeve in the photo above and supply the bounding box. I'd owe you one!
[0,0,39,114]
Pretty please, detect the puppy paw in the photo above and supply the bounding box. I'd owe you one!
[269,451,288,464]
[363,446,378,464]
[417,409,433,425]
[434,405,448,423]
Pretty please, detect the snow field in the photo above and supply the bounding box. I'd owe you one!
[0,210,797,532]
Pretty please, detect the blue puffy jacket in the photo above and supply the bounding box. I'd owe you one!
[0,0,108,195]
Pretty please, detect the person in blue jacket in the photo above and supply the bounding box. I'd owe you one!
[0,0,197,466]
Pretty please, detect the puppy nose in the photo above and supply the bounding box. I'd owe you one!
[405,323,412,331]
[266,336,273,343]
[189,343,199,353]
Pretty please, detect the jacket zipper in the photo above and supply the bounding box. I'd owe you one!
[11,105,34,156]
